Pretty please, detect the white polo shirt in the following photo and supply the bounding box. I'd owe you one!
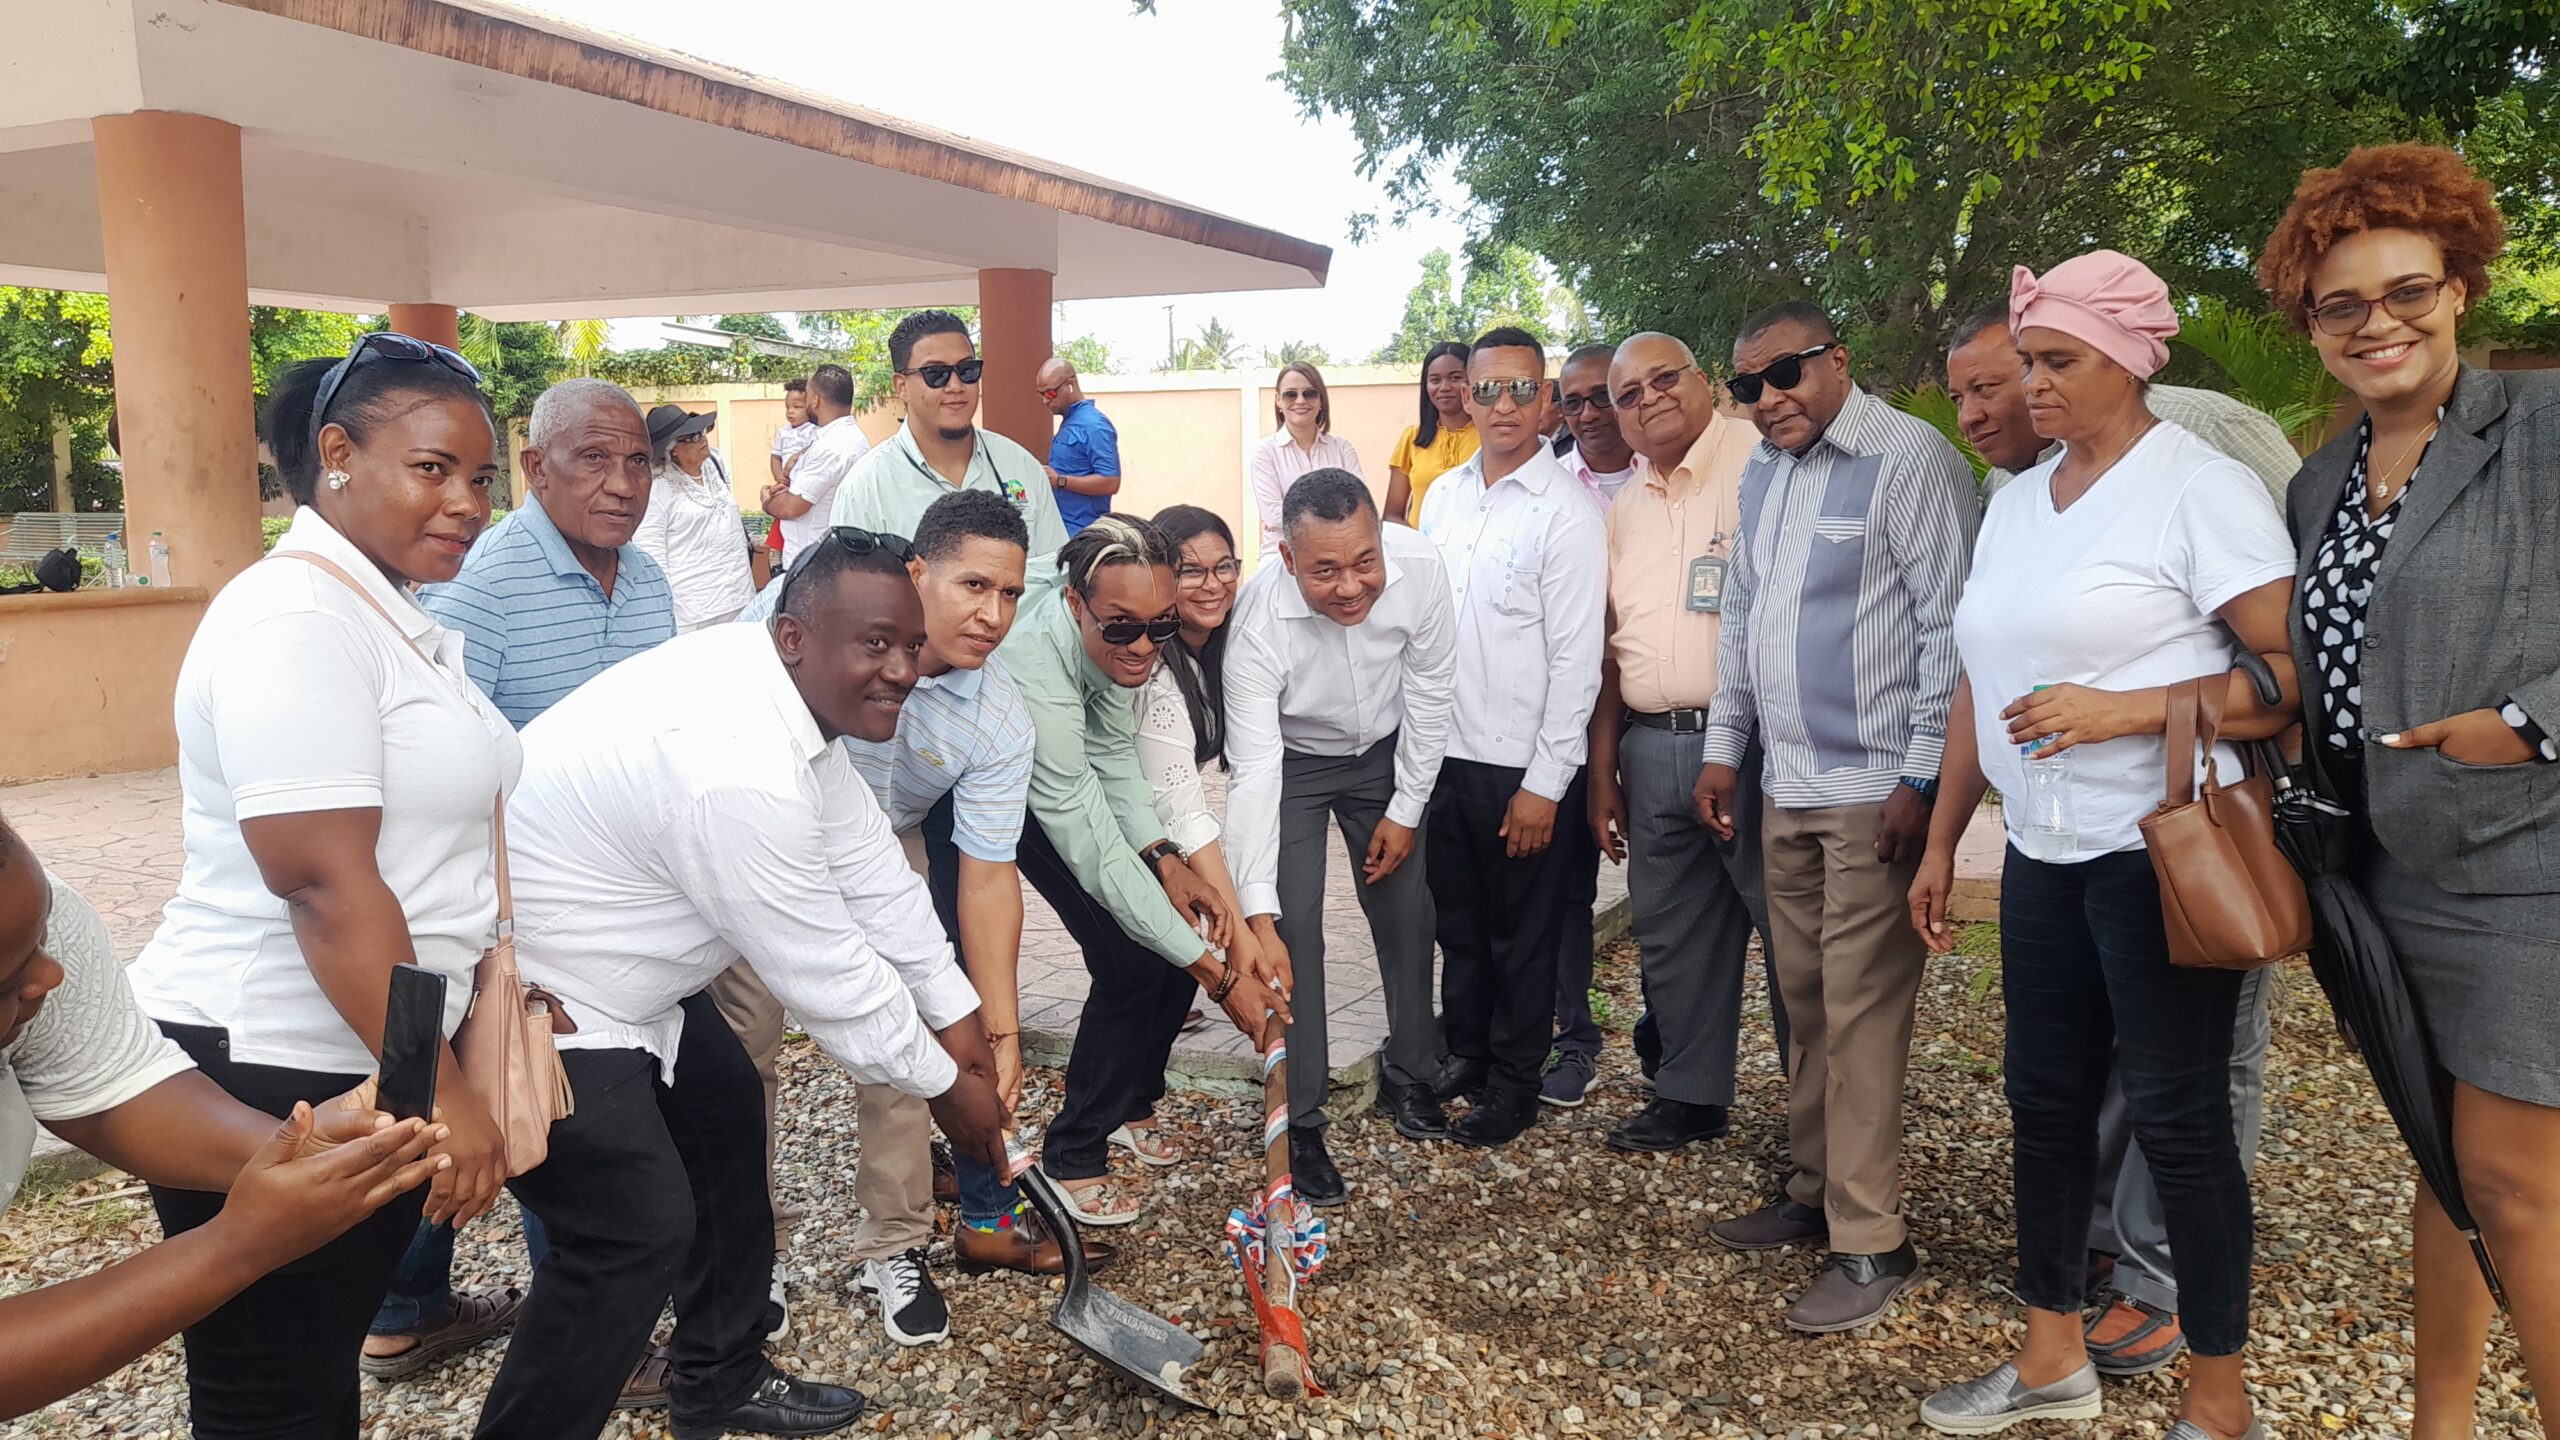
[506,625,979,1095]
[130,507,522,1073]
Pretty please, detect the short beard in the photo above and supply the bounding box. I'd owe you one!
[936,423,975,445]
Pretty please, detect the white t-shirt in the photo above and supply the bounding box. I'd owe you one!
[2,874,196,1208]
[634,452,755,632]
[771,420,819,462]
[128,507,524,1073]
[781,416,873,565]
[1952,422,2294,863]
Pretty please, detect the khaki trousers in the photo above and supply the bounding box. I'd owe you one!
[1763,799,1927,1255]
[704,960,790,1245]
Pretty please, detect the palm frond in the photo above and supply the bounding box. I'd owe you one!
[2173,296,2339,453]
[1889,383,1988,490]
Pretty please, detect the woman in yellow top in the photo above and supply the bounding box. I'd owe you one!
[1385,341,1480,523]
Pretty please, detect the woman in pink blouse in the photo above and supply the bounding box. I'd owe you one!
[1248,362,1363,554]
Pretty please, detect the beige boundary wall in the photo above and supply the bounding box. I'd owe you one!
[623,365,1432,568]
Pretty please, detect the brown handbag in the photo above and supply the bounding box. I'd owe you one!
[270,549,575,1172]
[2138,674,2311,970]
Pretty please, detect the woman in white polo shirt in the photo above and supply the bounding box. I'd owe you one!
[126,336,519,1440]
[1908,254,2298,1440]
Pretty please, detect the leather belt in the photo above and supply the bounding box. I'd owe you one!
[1626,708,1710,734]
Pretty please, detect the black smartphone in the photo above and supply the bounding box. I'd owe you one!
[378,966,447,1124]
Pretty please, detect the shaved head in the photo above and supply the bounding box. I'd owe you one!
[1037,356,1081,415]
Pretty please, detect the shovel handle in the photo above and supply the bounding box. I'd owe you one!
[1257,1013,1308,1398]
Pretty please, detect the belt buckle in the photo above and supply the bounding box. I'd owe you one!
[1670,710,1706,734]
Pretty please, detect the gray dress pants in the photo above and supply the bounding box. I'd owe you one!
[1274,735,1445,1131]
[1621,721,1775,1107]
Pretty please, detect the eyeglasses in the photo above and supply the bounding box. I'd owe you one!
[1176,558,1242,588]
[2308,278,2453,337]
[310,332,482,451]
[1470,377,1545,408]
[1557,387,1615,417]
[773,525,916,618]
[1277,387,1321,403]
[1609,365,1697,412]
[1038,384,1069,400]
[1725,344,1838,405]
[895,359,985,390]
[1093,614,1184,647]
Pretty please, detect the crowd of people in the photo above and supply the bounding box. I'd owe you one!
[0,140,2553,1440]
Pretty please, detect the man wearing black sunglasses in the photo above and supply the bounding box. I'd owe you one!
[1692,302,1977,1336]
[829,310,1069,564]
[1410,326,1608,1149]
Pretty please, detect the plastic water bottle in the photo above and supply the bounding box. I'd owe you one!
[101,533,126,589]
[2021,684,2075,841]
[146,531,171,588]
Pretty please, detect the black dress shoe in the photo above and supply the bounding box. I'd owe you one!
[1605,1098,1730,1153]
[1428,1055,1490,1102]
[1448,1086,1539,1147]
[670,1363,866,1439]
[1375,1081,1450,1140]
[1289,1128,1349,1207]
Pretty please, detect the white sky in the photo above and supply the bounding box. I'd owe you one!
[526,0,1472,370]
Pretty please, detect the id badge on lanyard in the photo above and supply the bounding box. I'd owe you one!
[1687,531,1730,613]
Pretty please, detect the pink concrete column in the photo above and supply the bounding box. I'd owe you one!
[387,303,462,352]
[976,268,1055,461]
[92,111,261,590]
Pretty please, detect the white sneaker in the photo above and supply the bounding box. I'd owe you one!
[856,1247,950,1346]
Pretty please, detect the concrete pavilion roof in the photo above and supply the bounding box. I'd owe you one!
[0,0,1332,319]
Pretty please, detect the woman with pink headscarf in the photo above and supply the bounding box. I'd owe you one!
[1906,250,2301,1440]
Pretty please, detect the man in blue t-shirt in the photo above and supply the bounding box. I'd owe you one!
[1036,357,1120,537]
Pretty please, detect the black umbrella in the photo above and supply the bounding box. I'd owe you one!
[2273,769,2506,1305]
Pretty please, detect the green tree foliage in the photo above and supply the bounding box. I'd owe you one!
[1373,249,1467,364]
[2171,295,2343,452]
[0,289,115,513]
[1171,317,1248,371]
[1282,0,2560,388]
[1057,333,1117,377]
[797,306,982,407]
[248,308,368,391]
[1268,339,1333,366]
[711,313,795,342]
[1372,244,1597,362]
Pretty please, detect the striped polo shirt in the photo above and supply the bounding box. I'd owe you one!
[420,498,676,728]
[1701,386,1978,809]
[841,660,1036,863]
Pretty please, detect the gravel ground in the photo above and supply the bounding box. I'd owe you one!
[0,927,2532,1439]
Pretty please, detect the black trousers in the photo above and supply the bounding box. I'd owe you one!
[473,992,774,1438]
[147,1024,428,1440]
[1427,759,1586,1096]
[1017,814,1197,1181]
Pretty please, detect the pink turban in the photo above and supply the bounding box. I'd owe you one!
[2008,250,2178,380]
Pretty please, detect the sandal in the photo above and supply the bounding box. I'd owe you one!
[2085,1295,2187,1376]
[359,1286,525,1381]
[1040,1169,1147,1228]
[1109,1122,1184,1168]
[615,1343,673,1411]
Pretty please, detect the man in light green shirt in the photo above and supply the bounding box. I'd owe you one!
[995,518,1288,1225]
[830,310,1069,562]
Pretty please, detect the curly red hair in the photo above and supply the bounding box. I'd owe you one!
[2257,143,2506,331]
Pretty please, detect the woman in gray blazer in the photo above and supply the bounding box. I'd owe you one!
[2261,143,2560,1440]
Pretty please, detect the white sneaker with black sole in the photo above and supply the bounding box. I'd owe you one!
[856,1247,950,1346]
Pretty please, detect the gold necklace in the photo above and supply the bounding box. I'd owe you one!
[2369,422,2437,509]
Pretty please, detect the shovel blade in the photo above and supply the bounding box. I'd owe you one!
[1016,1162,1211,1411]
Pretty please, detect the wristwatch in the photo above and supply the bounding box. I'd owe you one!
[1139,839,1183,870]
[1900,776,1939,803]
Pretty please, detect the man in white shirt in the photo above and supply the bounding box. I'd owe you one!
[1226,468,1460,1192]
[471,540,1008,1440]
[766,362,870,569]
[1412,326,1608,1147]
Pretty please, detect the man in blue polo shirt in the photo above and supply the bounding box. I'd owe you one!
[376,377,676,1402]
[1037,356,1119,538]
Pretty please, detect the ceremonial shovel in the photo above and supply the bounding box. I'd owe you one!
[1007,1136,1209,1410]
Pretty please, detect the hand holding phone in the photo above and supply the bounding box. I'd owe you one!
[377,967,447,1124]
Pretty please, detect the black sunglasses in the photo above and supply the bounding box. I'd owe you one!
[1558,387,1615,417]
[1092,614,1183,647]
[774,525,916,617]
[1609,364,1697,412]
[1725,344,1838,405]
[895,358,985,390]
[310,332,482,452]
[1277,387,1321,403]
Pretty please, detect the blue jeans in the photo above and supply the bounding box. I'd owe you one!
[369,1209,550,1336]
[2001,846,2252,1356]
[922,792,1025,1221]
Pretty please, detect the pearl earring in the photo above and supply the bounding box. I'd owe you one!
[326,470,351,491]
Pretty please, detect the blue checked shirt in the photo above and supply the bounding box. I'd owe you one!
[841,660,1036,862]
[1701,386,1978,809]
[420,498,676,728]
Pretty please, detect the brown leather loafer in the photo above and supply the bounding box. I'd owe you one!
[952,1211,1117,1276]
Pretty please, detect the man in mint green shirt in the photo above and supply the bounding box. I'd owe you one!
[996,516,1287,1225]
[831,310,1068,564]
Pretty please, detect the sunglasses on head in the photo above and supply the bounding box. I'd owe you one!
[773,525,916,617]
[1092,614,1183,647]
[310,332,482,451]
[896,359,985,390]
[1470,377,1545,408]
[1725,343,1838,405]
[1609,364,1697,412]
